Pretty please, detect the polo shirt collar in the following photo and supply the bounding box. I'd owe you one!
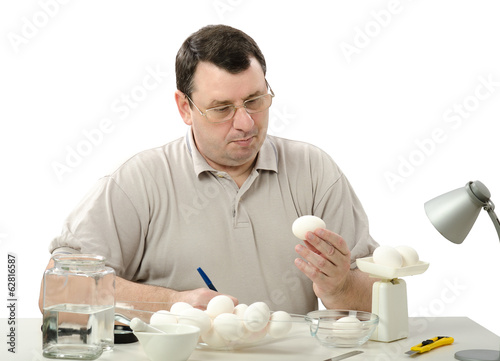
[185,127,278,177]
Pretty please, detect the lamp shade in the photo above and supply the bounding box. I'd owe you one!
[424,181,490,244]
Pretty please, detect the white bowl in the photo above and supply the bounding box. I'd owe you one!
[134,323,200,361]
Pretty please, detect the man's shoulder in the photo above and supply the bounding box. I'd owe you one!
[110,136,188,176]
[267,135,342,180]
[267,135,332,161]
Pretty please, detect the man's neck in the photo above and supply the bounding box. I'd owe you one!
[207,157,256,188]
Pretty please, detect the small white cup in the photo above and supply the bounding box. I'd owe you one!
[134,323,200,361]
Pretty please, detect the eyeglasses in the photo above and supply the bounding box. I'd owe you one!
[185,82,275,123]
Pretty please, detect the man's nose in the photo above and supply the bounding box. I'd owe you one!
[232,106,254,131]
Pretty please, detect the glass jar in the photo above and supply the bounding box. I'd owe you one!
[42,254,115,360]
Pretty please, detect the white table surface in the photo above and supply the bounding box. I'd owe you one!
[3,317,499,361]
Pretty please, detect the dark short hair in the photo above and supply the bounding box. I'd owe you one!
[175,25,267,99]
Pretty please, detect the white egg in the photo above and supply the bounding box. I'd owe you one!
[177,308,212,335]
[267,311,293,338]
[233,304,248,318]
[206,295,235,318]
[238,324,252,340]
[335,316,361,329]
[373,245,403,268]
[292,215,326,240]
[170,301,193,315]
[213,313,246,341]
[243,302,271,332]
[395,245,419,266]
[201,327,227,348]
[333,316,362,337]
[149,310,177,326]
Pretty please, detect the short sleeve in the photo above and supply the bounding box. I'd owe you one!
[49,177,146,277]
[311,154,379,268]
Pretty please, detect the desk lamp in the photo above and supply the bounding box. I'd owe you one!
[424,180,500,361]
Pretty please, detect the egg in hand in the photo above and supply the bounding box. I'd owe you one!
[292,215,326,240]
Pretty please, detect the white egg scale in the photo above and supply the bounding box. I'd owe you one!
[356,257,429,342]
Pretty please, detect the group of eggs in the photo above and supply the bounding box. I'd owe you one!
[372,245,420,268]
[148,295,293,348]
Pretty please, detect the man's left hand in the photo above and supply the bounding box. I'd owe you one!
[294,228,351,305]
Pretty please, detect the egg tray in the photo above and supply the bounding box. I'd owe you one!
[115,301,310,351]
[356,257,430,279]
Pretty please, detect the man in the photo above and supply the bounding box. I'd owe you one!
[39,25,378,314]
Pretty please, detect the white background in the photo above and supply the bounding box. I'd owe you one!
[1,0,499,340]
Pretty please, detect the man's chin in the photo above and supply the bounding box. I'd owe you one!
[224,149,258,167]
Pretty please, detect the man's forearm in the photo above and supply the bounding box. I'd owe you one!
[321,269,377,312]
[115,277,179,311]
[115,277,235,311]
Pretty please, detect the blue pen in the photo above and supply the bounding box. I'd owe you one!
[197,267,218,292]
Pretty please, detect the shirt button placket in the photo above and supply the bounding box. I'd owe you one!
[212,171,239,222]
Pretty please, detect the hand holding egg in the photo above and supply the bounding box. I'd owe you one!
[293,215,353,309]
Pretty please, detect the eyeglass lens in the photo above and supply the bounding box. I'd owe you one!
[205,94,273,122]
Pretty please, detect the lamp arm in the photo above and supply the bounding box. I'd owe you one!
[484,201,500,242]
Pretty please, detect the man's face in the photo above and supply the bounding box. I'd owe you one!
[184,57,269,172]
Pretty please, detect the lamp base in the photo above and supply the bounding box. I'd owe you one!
[455,349,500,361]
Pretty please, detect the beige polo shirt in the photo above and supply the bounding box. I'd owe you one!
[49,129,378,314]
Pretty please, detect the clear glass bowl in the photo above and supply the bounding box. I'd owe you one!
[305,310,378,347]
[115,301,309,351]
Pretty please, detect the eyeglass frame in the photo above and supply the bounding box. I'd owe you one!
[184,81,275,124]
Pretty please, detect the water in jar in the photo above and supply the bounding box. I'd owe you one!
[42,303,114,360]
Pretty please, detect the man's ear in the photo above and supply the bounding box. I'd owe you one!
[175,90,193,126]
